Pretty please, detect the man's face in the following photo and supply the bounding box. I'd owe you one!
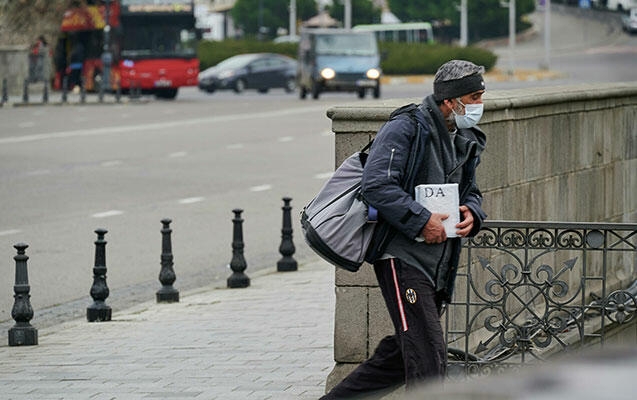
[452,90,485,114]
[441,89,485,129]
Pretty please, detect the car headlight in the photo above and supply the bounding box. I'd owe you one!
[366,68,380,80]
[320,68,336,80]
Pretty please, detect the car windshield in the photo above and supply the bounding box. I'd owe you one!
[216,55,257,69]
[314,33,377,56]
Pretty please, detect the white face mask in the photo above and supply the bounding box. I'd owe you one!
[453,99,483,129]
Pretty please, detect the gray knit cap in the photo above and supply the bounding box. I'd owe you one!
[433,59,485,101]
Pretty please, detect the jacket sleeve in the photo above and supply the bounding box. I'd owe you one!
[361,116,430,240]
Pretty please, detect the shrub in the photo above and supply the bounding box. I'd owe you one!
[197,39,497,75]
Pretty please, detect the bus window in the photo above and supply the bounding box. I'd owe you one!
[352,23,434,44]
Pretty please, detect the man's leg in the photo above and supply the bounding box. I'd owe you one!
[320,259,409,399]
[390,259,447,388]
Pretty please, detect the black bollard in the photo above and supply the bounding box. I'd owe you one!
[8,243,38,346]
[227,209,250,288]
[22,78,29,103]
[87,229,112,322]
[42,82,49,104]
[2,78,7,104]
[62,76,68,103]
[277,197,298,272]
[157,219,179,303]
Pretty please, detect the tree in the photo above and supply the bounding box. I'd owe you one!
[387,0,535,43]
[326,0,382,26]
[231,0,318,38]
[0,0,74,46]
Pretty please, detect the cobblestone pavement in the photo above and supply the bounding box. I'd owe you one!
[0,259,335,400]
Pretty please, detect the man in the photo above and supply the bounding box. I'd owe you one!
[321,60,488,399]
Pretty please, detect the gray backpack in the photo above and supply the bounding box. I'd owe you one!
[301,103,427,272]
[300,141,375,272]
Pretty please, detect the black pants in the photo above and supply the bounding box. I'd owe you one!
[321,258,446,399]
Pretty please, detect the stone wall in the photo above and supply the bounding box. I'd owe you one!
[324,82,637,389]
[0,46,29,96]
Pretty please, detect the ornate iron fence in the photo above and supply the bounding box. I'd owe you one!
[447,221,637,377]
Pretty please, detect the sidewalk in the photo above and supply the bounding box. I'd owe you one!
[0,258,336,400]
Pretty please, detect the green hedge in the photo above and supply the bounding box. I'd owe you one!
[378,43,497,75]
[197,39,497,75]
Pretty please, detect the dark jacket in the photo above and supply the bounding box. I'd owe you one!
[361,95,487,301]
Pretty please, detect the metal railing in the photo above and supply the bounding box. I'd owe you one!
[447,221,637,377]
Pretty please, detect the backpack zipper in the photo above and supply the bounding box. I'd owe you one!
[388,148,395,178]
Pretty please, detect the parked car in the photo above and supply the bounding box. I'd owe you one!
[622,8,637,33]
[198,53,297,94]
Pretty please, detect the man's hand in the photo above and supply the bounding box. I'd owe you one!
[422,213,448,244]
[456,205,474,237]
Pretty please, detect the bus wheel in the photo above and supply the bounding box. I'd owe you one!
[155,88,178,100]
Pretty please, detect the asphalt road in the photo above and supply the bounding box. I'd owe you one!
[1,4,635,335]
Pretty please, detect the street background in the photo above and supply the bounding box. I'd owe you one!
[1,4,636,338]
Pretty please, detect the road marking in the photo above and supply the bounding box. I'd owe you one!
[314,172,334,179]
[320,130,333,136]
[250,184,272,192]
[101,160,122,167]
[18,122,35,128]
[179,197,204,204]
[0,105,329,145]
[26,169,52,176]
[278,136,294,142]
[169,151,187,158]
[0,229,21,236]
[91,210,124,218]
[227,143,244,150]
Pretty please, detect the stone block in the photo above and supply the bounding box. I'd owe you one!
[334,286,368,363]
[368,287,393,354]
[335,262,377,287]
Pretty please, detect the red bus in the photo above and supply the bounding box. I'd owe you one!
[54,0,199,99]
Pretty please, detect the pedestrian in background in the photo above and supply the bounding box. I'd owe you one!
[68,41,85,93]
[320,59,488,399]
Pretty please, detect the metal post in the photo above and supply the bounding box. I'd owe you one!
[157,219,179,303]
[542,0,551,70]
[115,78,121,103]
[277,197,297,272]
[102,0,112,93]
[289,0,296,37]
[87,229,112,322]
[8,243,38,346]
[1,78,8,104]
[22,78,29,103]
[227,209,250,288]
[500,0,516,74]
[508,0,516,74]
[62,75,68,103]
[344,0,352,30]
[459,0,468,47]
[42,82,49,104]
[80,76,86,104]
